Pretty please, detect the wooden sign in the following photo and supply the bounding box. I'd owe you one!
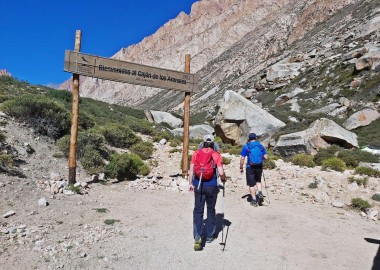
[64,50,198,93]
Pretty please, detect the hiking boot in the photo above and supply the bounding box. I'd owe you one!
[250,200,258,207]
[194,237,202,251]
[257,191,264,205]
[206,237,216,243]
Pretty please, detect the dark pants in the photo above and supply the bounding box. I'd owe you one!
[193,185,218,240]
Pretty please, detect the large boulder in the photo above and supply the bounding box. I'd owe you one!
[215,90,286,145]
[146,110,183,128]
[343,109,380,130]
[171,124,214,140]
[274,118,358,157]
[266,61,303,82]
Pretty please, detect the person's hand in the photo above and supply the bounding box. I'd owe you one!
[220,174,226,183]
[240,167,244,174]
[189,184,194,192]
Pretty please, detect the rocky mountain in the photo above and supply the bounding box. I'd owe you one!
[59,0,380,148]
[0,69,11,77]
[59,0,361,107]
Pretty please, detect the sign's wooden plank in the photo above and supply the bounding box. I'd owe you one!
[64,50,198,93]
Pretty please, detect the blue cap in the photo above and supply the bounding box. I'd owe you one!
[249,133,257,140]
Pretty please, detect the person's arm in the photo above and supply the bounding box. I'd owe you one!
[262,145,268,160]
[239,156,245,173]
[217,166,226,182]
[188,163,195,191]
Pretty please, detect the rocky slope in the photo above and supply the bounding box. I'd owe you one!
[0,110,379,269]
[59,0,362,110]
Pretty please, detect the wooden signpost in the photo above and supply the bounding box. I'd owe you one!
[64,31,197,183]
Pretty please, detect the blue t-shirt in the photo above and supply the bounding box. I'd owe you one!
[240,141,267,168]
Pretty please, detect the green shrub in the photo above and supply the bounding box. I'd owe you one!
[130,141,154,160]
[138,164,151,176]
[321,157,346,172]
[100,124,140,148]
[0,153,14,167]
[348,176,368,187]
[266,149,281,161]
[314,145,341,165]
[57,131,105,158]
[169,148,181,153]
[1,94,70,138]
[263,159,276,170]
[169,137,182,147]
[220,143,242,156]
[351,197,371,212]
[104,219,119,225]
[126,116,155,135]
[371,193,380,202]
[105,153,149,181]
[308,182,318,189]
[94,208,108,213]
[80,145,105,174]
[222,157,231,165]
[292,153,316,167]
[0,132,6,143]
[337,149,379,168]
[67,185,81,194]
[355,167,380,177]
[354,166,380,177]
[152,130,174,142]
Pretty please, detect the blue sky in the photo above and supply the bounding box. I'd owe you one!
[0,0,198,86]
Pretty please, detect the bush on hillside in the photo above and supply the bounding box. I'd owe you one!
[351,198,371,212]
[354,166,380,177]
[314,145,341,165]
[99,124,140,148]
[348,176,368,187]
[105,153,150,181]
[308,181,318,189]
[292,153,316,167]
[337,149,379,168]
[130,141,154,160]
[57,132,106,158]
[371,193,380,202]
[220,143,242,156]
[321,157,346,172]
[152,130,174,142]
[2,94,71,139]
[80,145,105,174]
[222,157,231,165]
[169,137,182,147]
[263,159,276,170]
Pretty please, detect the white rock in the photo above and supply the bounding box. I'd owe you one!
[3,210,16,218]
[369,210,378,221]
[332,201,345,208]
[38,197,48,206]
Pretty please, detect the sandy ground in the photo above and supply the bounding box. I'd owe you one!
[0,119,379,270]
[2,184,379,270]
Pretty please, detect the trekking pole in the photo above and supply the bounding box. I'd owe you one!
[197,169,203,190]
[262,171,271,205]
[220,181,226,251]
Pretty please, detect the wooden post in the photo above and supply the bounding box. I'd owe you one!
[68,30,82,184]
[182,54,191,177]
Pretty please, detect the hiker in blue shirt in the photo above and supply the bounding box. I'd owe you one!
[239,133,268,206]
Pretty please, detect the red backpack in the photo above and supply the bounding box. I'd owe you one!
[193,149,215,181]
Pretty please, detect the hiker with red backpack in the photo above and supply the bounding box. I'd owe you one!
[188,134,227,251]
[240,133,268,207]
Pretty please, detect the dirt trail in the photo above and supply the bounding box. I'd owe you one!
[0,118,379,270]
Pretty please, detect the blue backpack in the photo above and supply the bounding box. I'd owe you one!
[247,142,264,166]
